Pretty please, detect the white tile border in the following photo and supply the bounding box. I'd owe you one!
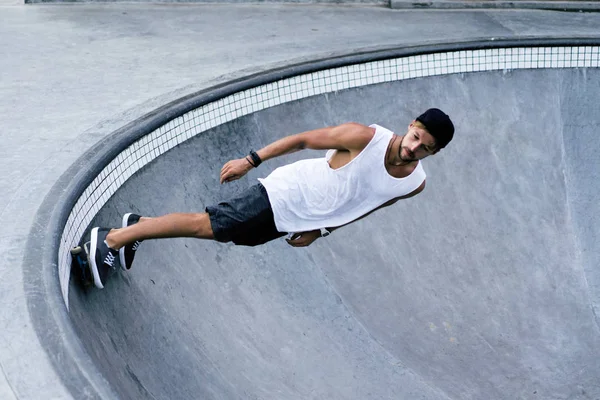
[59,45,600,308]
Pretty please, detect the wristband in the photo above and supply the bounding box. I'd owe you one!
[249,150,262,168]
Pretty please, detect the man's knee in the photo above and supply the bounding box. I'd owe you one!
[192,213,215,239]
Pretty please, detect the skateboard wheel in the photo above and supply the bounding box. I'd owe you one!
[71,246,82,255]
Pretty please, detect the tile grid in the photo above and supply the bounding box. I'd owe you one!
[58,45,599,307]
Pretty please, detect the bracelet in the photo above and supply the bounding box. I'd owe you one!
[248,150,262,168]
[245,156,256,167]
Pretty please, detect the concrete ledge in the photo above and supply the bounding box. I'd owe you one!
[26,0,389,4]
[21,0,600,9]
[390,0,600,11]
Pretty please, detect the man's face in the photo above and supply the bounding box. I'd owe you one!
[399,122,438,162]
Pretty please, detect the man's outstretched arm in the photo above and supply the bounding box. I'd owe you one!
[219,123,373,184]
[328,181,426,232]
[286,181,426,247]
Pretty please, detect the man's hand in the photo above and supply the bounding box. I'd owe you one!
[220,158,254,184]
[286,230,321,247]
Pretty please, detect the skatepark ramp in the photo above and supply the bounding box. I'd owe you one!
[26,39,600,399]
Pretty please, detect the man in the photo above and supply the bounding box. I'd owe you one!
[87,108,454,289]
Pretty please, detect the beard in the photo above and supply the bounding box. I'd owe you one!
[400,148,417,162]
[398,136,418,162]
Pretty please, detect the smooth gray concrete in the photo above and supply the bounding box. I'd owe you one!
[391,1,600,11]
[22,0,600,12]
[2,3,600,399]
[69,68,600,400]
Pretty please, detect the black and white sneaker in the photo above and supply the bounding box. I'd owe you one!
[120,213,143,271]
[89,227,120,289]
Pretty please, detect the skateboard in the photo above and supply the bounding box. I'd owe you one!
[70,241,94,287]
[71,239,118,288]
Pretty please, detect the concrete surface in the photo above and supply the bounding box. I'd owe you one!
[2,3,600,399]
[19,0,600,12]
[391,1,600,11]
[69,68,600,400]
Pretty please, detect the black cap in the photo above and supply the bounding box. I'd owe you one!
[416,108,454,149]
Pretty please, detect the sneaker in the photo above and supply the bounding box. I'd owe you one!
[89,227,120,289]
[119,213,143,271]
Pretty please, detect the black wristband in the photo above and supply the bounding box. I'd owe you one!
[249,150,262,168]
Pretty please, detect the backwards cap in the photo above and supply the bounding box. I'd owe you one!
[416,108,454,149]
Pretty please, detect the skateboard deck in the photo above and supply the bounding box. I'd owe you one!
[70,241,94,287]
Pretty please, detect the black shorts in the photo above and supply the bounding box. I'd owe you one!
[206,183,286,247]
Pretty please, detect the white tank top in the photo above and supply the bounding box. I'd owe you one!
[258,124,426,233]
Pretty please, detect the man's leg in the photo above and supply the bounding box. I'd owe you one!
[105,212,214,250]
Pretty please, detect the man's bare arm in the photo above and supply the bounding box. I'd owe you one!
[327,180,426,233]
[286,181,426,247]
[219,123,373,183]
[256,122,373,162]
